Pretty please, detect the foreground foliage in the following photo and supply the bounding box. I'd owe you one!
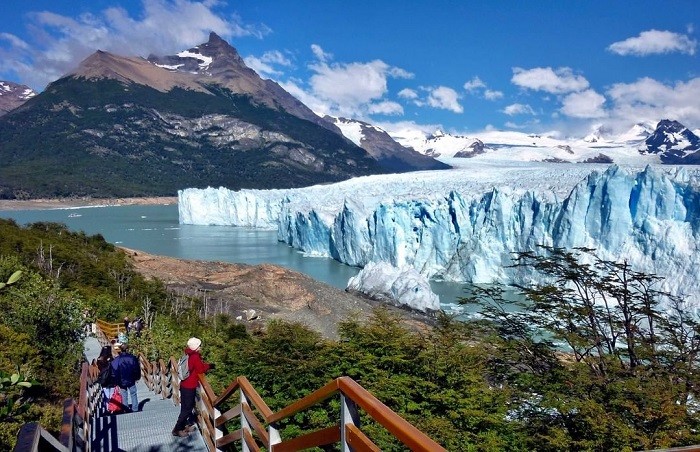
[462,246,700,451]
[0,219,165,449]
[2,218,699,451]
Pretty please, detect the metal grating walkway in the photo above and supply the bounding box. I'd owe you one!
[84,337,208,451]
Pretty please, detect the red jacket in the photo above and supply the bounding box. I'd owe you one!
[180,347,210,389]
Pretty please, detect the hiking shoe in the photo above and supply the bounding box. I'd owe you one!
[172,430,189,437]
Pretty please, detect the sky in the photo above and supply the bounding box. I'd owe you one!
[1,0,698,138]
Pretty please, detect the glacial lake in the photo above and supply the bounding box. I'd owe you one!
[0,204,471,314]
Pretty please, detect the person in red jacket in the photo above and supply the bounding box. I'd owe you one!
[172,337,213,437]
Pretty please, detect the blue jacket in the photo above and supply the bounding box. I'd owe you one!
[111,352,141,388]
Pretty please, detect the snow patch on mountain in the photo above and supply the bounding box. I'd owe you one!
[333,118,364,146]
[177,50,213,71]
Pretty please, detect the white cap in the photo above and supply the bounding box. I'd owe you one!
[187,337,202,351]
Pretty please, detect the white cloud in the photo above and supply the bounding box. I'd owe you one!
[463,76,502,101]
[503,103,535,116]
[0,0,270,90]
[484,89,503,100]
[398,88,418,99]
[463,76,486,91]
[282,46,414,119]
[244,50,292,77]
[0,33,30,50]
[560,89,607,118]
[606,77,700,127]
[278,79,330,116]
[388,67,414,79]
[310,44,332,62]
[425,86,463,113]
[608,29,697,56]
[310,60,392,109]
[367,101,404,115]
[511,67,589,94]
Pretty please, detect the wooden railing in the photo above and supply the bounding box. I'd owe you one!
[94,319,125,347]
[13,361,102,452]
[134,345,447,450]
[195,375,447,452]
[16,319,446,451]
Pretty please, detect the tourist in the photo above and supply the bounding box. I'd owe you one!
[172,337,213,437]
[111,343,141,412]
[96,345,115,412]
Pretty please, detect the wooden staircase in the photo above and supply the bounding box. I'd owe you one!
[14,319,447,451]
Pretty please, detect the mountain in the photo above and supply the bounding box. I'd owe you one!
[326,116,450,171]
[0,81,36,116]
[640,119,700,163]
[389,123,698,165]
[0,33,385,199]
[147,32,338,133]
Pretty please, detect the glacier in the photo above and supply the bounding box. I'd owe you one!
[346,261,440,312]
[179,161,700,306]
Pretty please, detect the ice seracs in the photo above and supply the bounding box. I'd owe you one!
[180,161,700,309]
[346,261,440,312]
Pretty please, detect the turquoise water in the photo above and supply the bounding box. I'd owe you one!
[0,204,472,311]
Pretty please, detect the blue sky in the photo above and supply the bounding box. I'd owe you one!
[1,0,698,137]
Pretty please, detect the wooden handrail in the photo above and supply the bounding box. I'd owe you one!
[91,319,446,452]
[267,378,339,424]
[337,376,446,452]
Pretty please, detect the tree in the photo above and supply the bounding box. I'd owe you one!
[461,246,700,450]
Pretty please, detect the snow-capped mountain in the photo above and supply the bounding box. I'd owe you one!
[387,121,699,165]
[617,122,655,143]
[641,119,700,163]
[395,129,488,158]
[179,162,700,310]
[0,81,36,116]
[327,116,450,171]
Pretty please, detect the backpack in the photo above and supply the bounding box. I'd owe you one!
[97,364,113,386]
[177,354,190,381]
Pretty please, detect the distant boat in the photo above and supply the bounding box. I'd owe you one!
[68,213,82,218]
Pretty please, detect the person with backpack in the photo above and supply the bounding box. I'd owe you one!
[96,345,116,412]
[111,343,141,412]
[172,337,213,437]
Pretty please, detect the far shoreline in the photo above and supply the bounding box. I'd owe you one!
[0,196,178,211]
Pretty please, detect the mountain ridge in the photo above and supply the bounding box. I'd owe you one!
[0,33,395,199]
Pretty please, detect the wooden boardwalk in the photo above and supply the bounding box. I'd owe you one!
[84,336,207,452]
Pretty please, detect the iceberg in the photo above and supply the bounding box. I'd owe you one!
[346,261,440,312]
[179,161,700,305]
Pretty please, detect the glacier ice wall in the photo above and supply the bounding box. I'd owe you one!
[179,165,700,302]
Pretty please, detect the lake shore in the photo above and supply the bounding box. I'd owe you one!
[0,196,178,211]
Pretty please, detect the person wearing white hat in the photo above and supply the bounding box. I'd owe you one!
[172,337,214,437]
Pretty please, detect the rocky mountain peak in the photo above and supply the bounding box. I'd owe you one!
[0,81,36,116]
[71,49,205,93]
[327,116,450,172]
[643,119,700,162]
[145,33,337,132]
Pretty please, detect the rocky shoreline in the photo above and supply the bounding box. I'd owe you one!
[122,247,434,340]
[0,196,177,211]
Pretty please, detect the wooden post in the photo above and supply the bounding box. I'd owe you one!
[241,390,251,452]
[340,393,360,452]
